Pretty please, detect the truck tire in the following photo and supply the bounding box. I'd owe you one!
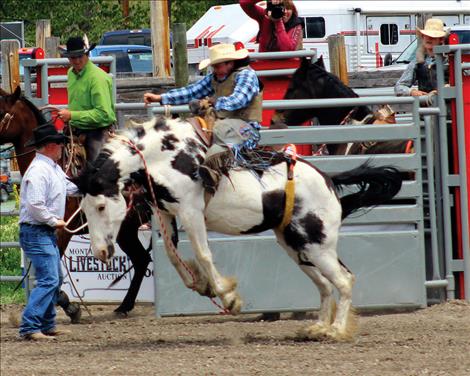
[0,187,9,202]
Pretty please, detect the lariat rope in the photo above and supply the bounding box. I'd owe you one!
[64,204,88,233]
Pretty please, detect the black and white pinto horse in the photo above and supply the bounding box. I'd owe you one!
[72,116,402,341]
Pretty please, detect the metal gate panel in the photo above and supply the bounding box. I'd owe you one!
[153,230,425,316]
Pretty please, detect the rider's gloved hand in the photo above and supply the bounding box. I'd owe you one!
[188,99,202,115]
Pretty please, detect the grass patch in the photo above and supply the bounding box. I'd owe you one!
[0,214,26,304]
[0,283,26,304]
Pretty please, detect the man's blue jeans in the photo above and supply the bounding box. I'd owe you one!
[19,224,62,336]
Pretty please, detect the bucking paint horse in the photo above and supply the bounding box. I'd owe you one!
[72,114,403,341]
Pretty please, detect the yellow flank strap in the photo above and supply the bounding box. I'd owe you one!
[279,178,295,231]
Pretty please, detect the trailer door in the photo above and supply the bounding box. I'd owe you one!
[366,16,412,54]
[434,15,460,27]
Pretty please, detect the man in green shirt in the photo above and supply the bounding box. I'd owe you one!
[58,37,116,161]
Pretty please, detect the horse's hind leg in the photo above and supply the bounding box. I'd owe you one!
[305,249,356,340]
[274,234,336,331]
[178,209,242,314]
[275,231,356,341]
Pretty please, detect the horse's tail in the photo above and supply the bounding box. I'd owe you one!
[331,162,403,220]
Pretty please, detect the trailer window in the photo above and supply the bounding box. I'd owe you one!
[380,24,399,45]
[302,17,325,38]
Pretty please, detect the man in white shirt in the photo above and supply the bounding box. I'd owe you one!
[18,123,78,341]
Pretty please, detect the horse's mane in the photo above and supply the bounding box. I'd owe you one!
[20,96,48,124]
[307,63,359,99]
[89,118,160,170]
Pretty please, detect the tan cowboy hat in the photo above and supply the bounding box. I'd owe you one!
[417,18,449,39]
[198,43,249,70]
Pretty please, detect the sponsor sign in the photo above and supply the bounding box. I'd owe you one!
[61,230,154,302]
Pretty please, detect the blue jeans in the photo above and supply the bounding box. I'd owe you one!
[19,224,62,336]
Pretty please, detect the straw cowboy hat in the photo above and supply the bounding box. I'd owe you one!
[25,122,69,147]
[417,18,449,38]
[198,43,249,70]
[60,36,96,58]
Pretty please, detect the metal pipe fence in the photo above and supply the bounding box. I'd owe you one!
[10,46,468,306]
[435,43,470,300]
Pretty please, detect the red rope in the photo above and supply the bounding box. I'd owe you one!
[120,138,229,314]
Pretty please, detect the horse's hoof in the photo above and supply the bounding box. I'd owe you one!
[223,291,242,315]
[65,303,82,324]
[297,322,330,341]
[113,310,129,318]
[324,326,354,342]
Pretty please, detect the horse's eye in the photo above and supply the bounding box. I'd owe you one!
[97,205,105,212]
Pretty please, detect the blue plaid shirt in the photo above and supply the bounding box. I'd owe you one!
[161,68,261,150]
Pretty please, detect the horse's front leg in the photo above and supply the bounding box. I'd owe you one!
[178,208,243,314]
[56,235,82,324]
[115,208,152,316]
[158,212,199,290]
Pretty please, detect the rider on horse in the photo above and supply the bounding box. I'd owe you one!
[143,43,264,193]
[58,37,116,162]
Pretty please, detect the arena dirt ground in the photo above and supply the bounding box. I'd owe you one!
[1,300,469,376]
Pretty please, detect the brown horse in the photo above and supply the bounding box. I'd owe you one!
[0,86,157,320]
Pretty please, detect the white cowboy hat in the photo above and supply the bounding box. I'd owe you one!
[417,18,449,39]
[198,43,249,70]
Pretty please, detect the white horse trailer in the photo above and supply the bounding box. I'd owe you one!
[186,0,470,73]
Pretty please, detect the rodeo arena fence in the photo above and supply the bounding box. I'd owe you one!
[1,46,469,317]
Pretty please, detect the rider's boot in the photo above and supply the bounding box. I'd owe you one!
[198,165,221,195]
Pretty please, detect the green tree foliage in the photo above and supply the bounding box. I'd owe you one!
[0,0,236,47]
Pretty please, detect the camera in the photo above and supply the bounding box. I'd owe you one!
[266,1,285,20]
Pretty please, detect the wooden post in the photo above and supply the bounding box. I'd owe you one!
[416,13,432,30]
[327,34,349,85]
[121,0,129,27]
[172,23,188,88]
[0,40,20,92]
[45,36,60,58]
[150,0,171,78]
[36,19,51,51]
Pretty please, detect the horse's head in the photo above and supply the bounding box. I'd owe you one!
[72,154,127,262]
[272,56,363,126]
[272,57,326,125]
[0,86,21,125]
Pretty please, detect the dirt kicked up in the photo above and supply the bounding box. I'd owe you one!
[1,301,469,376]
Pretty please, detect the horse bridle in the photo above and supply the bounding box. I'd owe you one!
[0,111,15,133]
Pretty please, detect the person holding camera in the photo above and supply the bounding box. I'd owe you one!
[240,0,303,52]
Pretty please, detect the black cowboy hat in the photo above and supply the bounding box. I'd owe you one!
[25,122,69,148]
[60,36,96,58]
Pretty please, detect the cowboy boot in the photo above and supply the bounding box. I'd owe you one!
[57,290,82,324]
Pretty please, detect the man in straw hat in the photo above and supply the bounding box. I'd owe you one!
[144,43,263,192]
[18,123,79,341]
[58,36,116,162]
[395,18,449,97]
